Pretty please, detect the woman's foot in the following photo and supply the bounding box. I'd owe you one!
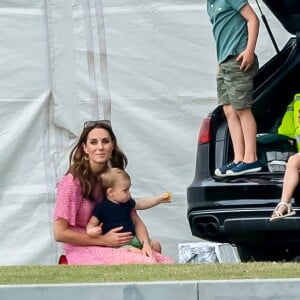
[270,202,296,221]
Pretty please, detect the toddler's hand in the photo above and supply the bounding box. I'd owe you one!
[87,223,103,237]
[142,241,154,258]
[159,192,171,203]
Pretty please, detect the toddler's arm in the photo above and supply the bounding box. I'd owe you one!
[86,216,103,237]
[134,192,171,210]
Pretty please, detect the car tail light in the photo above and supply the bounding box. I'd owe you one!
[198,117,212,144]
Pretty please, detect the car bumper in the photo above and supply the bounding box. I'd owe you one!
[188,207,300,247]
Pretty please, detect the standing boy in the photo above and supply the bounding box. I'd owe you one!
[208,0,262,177]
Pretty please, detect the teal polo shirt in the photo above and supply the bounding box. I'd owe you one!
[207,0,248,64]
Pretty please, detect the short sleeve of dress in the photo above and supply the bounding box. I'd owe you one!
[53,173,82,227]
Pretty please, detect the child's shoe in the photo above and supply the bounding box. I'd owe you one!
[214,161,240,177]
[226,160,262,176]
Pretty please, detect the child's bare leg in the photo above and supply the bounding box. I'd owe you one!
[223,104,244,162]
[128,247,142,254]
[236,108,257,162]
[151,240,161,253]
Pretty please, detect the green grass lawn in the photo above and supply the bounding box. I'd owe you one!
[1,263,300,285]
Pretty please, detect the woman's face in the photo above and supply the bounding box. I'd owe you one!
[83,128,114,171]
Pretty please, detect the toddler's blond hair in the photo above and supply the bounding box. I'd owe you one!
[100,168,131,192]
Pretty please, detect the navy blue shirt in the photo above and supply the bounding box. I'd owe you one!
[92,197,136,235]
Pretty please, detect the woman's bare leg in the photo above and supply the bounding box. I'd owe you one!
[272,154,300,216]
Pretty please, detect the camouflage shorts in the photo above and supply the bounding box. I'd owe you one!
[217,55,259,109]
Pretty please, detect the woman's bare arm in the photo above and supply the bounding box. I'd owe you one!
[54,218,133,247]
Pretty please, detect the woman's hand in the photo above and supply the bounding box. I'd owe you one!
[54,218,132,247]
[100,226,133,247]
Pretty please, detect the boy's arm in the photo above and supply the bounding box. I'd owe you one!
[134,192,171,210]
[237,3,260,71]
[86,216,103,237]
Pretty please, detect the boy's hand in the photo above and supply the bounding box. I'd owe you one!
[158,192,171,203]
[87,223,103,237]
[142,241,154,258]
[134,192,171,210]
[216,65,220,77]
[236,50,254,71]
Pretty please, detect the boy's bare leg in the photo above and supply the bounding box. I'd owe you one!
[151,240,161,253]
[127,240,161,254]
[223,104,244,162]
[128,247,142,254]
[236,108,257,163]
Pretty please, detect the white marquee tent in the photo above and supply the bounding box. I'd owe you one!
[0,0,290,264]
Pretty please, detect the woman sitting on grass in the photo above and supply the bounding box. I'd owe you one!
[53,120,174,265]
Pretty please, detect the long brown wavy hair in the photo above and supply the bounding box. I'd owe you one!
[66,121,128,201]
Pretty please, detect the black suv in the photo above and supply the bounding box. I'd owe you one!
[187,0,300,261]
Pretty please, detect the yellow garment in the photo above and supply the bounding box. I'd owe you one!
[278,100,295,139]
[293,93,300,128]
[294,93,300,151]
[278,93,300,151]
